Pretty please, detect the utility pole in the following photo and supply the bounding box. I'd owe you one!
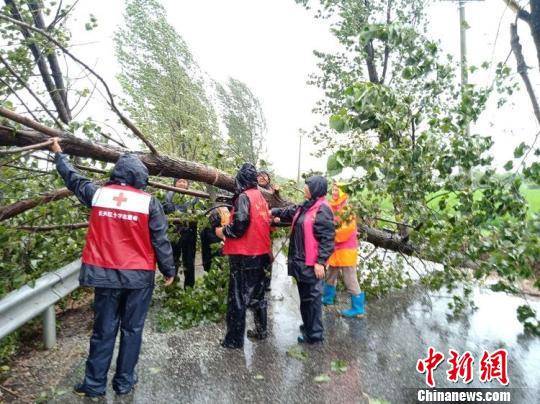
[459,0,468,89]
[444,0,484,135]
[296,132,302,185]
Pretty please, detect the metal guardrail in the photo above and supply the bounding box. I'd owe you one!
[0,259,81,349]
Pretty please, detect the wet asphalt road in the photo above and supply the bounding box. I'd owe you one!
[53,252,540,404]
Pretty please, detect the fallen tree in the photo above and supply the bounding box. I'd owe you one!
[0,109,416,255]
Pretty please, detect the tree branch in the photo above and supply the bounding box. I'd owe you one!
[0,138,53,154]
[3,0,71,123]
[0,186,72,221]
[0,12,158,154]
[380,0,392,84]
[0,110,416,254]
[502,0,531,22]
[0,54,64,128]
[27,0,71,114]
[511,23,540,125]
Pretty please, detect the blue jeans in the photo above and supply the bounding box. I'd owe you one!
[82,285,153,394]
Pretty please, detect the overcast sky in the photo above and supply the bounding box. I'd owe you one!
[69,0,539,179]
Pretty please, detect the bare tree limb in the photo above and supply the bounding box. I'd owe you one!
[0,12,159,154]
[502,0,531,22]
[511,23,540,125]
[505,0,540,70]
[0,138,53,154]
[73,163,230,199]
[0,186,72,221]
[27,0,71,113]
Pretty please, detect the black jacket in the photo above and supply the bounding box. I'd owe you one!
[222,163,259,240]
[55,153,176,288]
[271,176,335,282]
[163,191,199,235]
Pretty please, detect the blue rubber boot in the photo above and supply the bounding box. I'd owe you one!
[321,284,336,306]
[340,292,365,317]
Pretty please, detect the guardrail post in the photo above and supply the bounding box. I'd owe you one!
[42,305,56,349]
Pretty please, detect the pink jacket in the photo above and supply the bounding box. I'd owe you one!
[292,197,331,266]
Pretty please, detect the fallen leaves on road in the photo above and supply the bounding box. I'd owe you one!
[286,346,308,361]
[313,374,331,383]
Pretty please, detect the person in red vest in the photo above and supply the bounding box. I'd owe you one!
[270,176,335,344]
[215,163,272,348]
[50,139,175,397]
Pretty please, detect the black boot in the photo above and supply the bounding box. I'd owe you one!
[74,383,105,398]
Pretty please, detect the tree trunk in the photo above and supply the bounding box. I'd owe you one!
[0,187,72,221]
[531,0,540,71]
[0,110,416,254]
[26,0,71,114]
[4,0,71,124]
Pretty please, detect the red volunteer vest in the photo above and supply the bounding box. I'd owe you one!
[82,184,156,270]
[223,188,271,256]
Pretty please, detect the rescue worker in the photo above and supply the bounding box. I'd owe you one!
[257,170,280,195]
[49,138,175,397]
[215,163,271,348]
[323,183,365,317]
[270,176,335,344]
[200,205,230,271]
[163,179,199,288]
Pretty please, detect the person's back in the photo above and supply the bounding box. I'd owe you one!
[50,138,175,397]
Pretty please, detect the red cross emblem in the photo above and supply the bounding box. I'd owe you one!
[113,192,128,207]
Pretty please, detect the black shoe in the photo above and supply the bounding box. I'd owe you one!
[297,335,323,344]
[247,329,268,340]
[221,340,243,349]
[114,387,134,396]
[74,383,105,398]
[113,376,138,396]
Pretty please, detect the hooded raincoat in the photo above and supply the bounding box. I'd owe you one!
[271,176,335,342]
[220,163,272,348]
[54,152,175,395]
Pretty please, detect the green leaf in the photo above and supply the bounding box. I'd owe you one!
[331,359,348,373]
[313,373,331,383]
[513,142,528,158]
[329,114,345,132]
[503,160,513,171]
[286,346,308,361]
